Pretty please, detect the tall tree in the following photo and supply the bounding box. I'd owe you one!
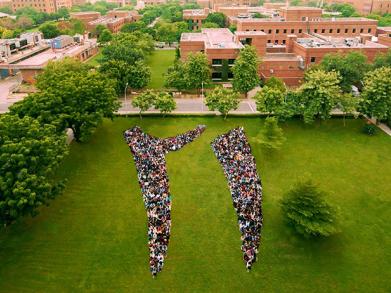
[231,45,260,98]
[185,52,210,93]
[373,49,391,69]
[298,69,341,124]
[11,58,119,142]
[320,52,370,92]
[164,60,188,91]
[98,29,112,44]
[204,12,226,27]
[360,67,391,123]
[281,180,339,238]
[254,86,286,117]
[205,86,240,119]
[39,22,60,38]
[335,93,360,126]
[0,114,68,226]
[100,60,150,95]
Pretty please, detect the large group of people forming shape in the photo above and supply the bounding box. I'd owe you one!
[211,127,263,271]
[124,125,206,277]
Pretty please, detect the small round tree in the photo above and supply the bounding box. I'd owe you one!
[154,92,176,117]
[205,86,240,119]
[281,180,339,238]
[132,90,156,119]
[259,117,286,150]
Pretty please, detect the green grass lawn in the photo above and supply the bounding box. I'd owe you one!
[0,117,390,292]
[146,50,176,89]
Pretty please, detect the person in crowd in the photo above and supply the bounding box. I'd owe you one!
[124,125,206,277]
[211,127,263,270]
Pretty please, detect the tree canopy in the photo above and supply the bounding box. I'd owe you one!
[205,86,240,119]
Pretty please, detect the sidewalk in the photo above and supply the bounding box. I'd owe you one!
[0,75,27,114]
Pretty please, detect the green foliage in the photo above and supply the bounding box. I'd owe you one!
[362,122,377,135]
[232,45,260,97]
[100,60,150,94]
[258,117,286,150]
[281,180,339,238]
[205,86,240,119]
[154,92,176,116]
[120,21,147,33]
[255,86,288,119]
[298,69,341,124]
[155,21,189,44]
[320,52,370,92]
[252,12,268,18]
[164,60,188,90]
[186,52,210,91]
[367,13,391,26]
[10,58,119,142]
[329,3,356,17]
[100,32,154,65]
[335,93,360,126]
[204,12,226,28]
[360,67,391,122]
[70,1,118,15]
[264,77,286,92]
[0,114,68,226]
[200,22,219,28]
[373,49,391,69]
[0,6,12,14]
[39,22,60,38]
[131,90,156,118]
[98,29,112,44]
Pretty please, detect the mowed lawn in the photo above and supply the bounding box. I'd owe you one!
[146,50,176,89]
[0,117,390,292]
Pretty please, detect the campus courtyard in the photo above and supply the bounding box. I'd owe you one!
[0,117,390,292]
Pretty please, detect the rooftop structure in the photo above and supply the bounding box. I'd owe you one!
[320,0,391,15]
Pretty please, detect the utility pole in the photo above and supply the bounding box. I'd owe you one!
[124,82,129,118]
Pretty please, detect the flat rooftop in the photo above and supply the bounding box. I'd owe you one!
[263,53,301,62]
[89,17,123,25]
[296,36,388,49]
[232,16,377,23]
[183,9,208,17]
[181,28,244,50]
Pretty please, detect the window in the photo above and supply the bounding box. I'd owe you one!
[310,57,316,63]
[212,59,222,65]
[212,72,222,80]
[314,29,318,33]
[268,29,272,34]
[291,29,295,33]
[274,40,278,45]
[261,29,264,32]
[228,72,234,79]
[360,28,364,33]
[329,29,333,33]
[276,29,279,34]
[368,28,372,33]
[267,40,271,43]
[345,28,349,33]
[337,29,340,33]
[299,29,302,33]
[283,29,287,33]
[282,40,286,44]
[353,28,356,33]
[322,29,325,33]
[228,59,235,65]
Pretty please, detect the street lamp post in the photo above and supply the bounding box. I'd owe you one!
[124,82,129,118]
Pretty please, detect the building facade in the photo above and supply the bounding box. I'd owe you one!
[11,0,72,13]
[322,0,391,15]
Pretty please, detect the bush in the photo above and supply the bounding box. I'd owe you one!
[363,123,376,136]
[281,180,339,238]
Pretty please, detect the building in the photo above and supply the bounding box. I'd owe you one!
[11,0,72,13]
[106,0,134,7]
[322,0,391,15]
[180,7,390,86]
[183,8,210,31]
[196,0,259,10]
[86,10,138,33]
[0,35,98,83]
[70,11,102,26]
[0,0,11,8]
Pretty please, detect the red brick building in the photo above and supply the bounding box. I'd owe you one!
[11,0,72,13]
[322,0,391,15]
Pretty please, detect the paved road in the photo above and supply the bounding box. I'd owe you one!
[0,75,26,113]
[118,98,258,115]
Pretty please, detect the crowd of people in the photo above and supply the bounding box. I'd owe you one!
[124,125,206,277]
[211,127,263,271]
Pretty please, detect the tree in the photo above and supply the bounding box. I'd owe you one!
[39,22,60,38]
[320,52,369,92]
[264,77,286,92]
[156,21,178,45]
[0,114,68,226]
[185,52,210,93]
[281,180,339,238]
[154,92,176,116]
[231,45,260,98]
[373,49,391,69]
[204,12,225,28]
[11,58,119,142]
[120,21,146,33]
[94,24,106,37]
[259,117,286,150]
[330,3,356,17]
[254,86,286,117]
[131,90,156,119]
[252,12,267,18]
[164,60,188,90]
[57,7,70,19]
[201,22,219,28]
[360,67,391,123]
[98,29,112,44]
[206,86,240,119]
[298,69,341,124]
[335,93,360,126]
